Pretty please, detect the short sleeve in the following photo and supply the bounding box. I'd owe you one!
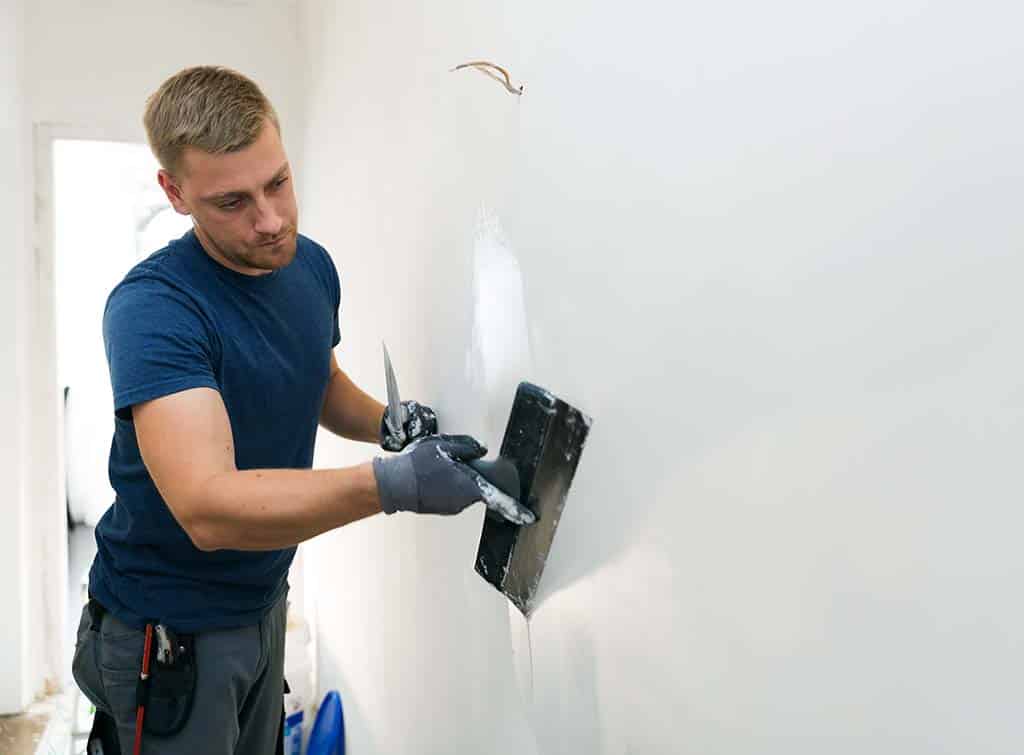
[331,265,342,348]
[317,242,342,348]
[103,278,220,421]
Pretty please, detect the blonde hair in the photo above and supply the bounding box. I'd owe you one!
[143,66,281,175]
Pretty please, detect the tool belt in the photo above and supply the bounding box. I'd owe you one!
[85,598,287,755]
[139,623,197,736]
[87,599,197,740]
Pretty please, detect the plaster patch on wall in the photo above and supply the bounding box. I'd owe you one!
[465,205,532,432]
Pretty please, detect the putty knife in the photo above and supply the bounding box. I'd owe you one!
[382,343,534,524]
[474,382,592,617]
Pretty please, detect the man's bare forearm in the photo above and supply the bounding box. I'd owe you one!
[191,462,381,551]
[320,366,385,444]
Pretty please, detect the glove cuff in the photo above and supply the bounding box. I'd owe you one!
[372,454,417,514]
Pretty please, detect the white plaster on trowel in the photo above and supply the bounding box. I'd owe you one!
[465,205,533,433]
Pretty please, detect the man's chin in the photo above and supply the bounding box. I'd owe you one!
[255,236,297,269]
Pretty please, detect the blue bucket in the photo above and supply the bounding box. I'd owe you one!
[306,690,345,755]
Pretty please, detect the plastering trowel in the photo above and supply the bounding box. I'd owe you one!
[382,345,591,616]
[473,382,592,617]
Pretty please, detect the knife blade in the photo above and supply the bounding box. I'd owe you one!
[383,342,408,439]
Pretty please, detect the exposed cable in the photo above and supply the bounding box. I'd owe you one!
[451,61,524,96]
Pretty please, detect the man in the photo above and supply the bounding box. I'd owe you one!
[71,66,534,754]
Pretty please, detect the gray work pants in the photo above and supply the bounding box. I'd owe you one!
[72,591,286,754]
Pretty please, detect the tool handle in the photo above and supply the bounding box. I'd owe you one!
[467,457,521,499]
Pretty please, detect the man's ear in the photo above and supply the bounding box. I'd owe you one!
[158,170,191,216]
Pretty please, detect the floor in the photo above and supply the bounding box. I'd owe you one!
[0,712,48,755]
[2,523,100,755]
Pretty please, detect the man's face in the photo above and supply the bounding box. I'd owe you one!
[159,119,299,275]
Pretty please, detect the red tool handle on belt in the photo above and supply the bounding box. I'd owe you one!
[134,623,154,755]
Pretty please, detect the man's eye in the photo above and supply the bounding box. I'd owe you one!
[220,200,242,210]
[274,177,289,188]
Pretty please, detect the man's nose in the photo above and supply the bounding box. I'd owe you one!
[253,195,284,237]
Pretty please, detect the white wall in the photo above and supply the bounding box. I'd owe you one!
[27,0,303,139]
[297,1,1024,753]
[0,0,308,714]
[0,0,37,716]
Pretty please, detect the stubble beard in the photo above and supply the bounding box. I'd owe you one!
[194,220,298,274]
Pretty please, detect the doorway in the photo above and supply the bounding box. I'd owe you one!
[40,130,191,753]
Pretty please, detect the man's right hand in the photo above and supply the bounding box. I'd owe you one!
[372,435,537,525]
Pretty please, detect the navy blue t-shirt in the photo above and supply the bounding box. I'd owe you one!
[89,228,341,632]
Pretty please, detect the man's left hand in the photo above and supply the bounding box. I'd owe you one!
[380,400,438,451]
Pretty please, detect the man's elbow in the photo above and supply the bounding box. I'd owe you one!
[189,523,222,552]
[180,514,221,552]
[168,496,223,552]
[177,474,233,552]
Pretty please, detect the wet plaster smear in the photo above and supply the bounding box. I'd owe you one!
[466,205,533,430]
[465,205,540,710]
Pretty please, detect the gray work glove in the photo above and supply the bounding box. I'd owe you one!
[380,400,438,452]
[373,435,536,525]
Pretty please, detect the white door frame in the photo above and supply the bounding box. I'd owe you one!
[27,122,147,706]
